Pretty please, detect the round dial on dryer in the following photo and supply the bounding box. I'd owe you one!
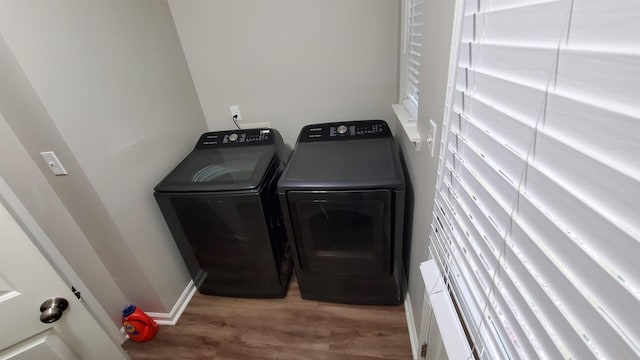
[229,133,239,142]
[337,125,348,134]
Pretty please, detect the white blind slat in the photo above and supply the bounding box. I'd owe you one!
[534,133,640,236]
[460,14,475,43]
[556,51,640,118]
[469,43,557,88]
[462,70,548,126]
[545,95,640,178]
[473,1,572,46]
[569,0,640,52]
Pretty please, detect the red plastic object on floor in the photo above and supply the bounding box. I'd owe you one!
[122,304,158,342]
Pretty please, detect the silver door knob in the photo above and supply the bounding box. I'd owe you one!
[39,297,69,324]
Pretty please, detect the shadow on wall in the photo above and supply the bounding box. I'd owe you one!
[398,144,415,284]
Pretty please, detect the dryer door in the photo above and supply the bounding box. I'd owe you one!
[287,190,392,275]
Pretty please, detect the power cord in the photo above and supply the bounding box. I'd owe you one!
[232,114,240,130]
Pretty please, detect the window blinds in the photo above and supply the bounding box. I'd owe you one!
[430,0,640,359]
[403,0,424,119]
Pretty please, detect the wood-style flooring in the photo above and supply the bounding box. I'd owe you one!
[123,277,412,360]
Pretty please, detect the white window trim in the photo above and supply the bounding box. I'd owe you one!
[393,0,422,149]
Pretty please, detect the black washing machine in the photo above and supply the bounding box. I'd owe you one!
[154,128,292,298]
[278,120,406,305]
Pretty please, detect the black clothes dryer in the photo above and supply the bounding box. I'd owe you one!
[278,120,406,305]
[155,128,292,298]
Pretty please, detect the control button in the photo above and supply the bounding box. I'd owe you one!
[229,133,239,142]
[337,125,348,134]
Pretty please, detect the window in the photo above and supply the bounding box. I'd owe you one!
[430,0,640,359]
[404,0,424,120]
[400,0,424,121]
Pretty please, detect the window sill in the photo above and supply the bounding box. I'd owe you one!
[392,104,421,150]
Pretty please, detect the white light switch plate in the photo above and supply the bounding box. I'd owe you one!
[427,119,437,157]
[40,151,67,175]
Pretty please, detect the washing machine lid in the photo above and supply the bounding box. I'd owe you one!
[155,145,276,193]
[277,137,405,191]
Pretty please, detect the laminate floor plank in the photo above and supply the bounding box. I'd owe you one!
[328,327,410,360]
[124,277,412,360]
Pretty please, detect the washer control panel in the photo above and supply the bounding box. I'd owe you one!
[299,120,391,143]
[195,128,274,149]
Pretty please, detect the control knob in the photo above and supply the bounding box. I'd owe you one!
[229,133,239,142]
[337,125,348,134]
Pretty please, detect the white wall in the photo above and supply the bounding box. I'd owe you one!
[168,0,400,146]
[0,109,127,332]
[0,0,207,321]
[395,0,458,353]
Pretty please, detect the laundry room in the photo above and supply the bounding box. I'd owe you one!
[1,0,638,359]
[0,0,432,358]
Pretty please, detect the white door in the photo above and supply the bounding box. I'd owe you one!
[0,200,128,360]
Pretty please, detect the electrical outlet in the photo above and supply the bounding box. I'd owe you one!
[229,105,241,121]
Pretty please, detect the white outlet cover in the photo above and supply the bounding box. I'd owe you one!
[229,105,241,121]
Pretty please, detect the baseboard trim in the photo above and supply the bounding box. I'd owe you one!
[146,279,197,326]
[404,291,420,360]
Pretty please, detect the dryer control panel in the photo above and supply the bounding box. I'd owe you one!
[298,120,391,143]
[195,128,274,149]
